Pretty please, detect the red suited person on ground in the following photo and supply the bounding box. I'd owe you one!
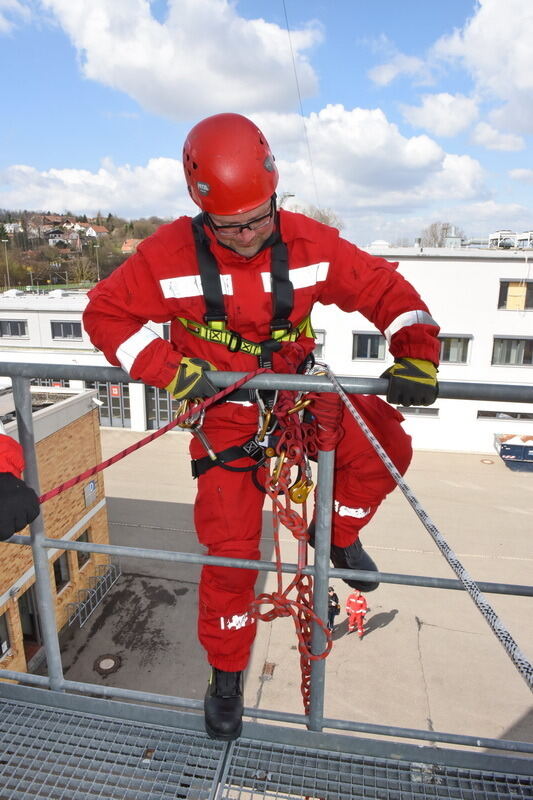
[346,590,369,638]
[82,112,440,741]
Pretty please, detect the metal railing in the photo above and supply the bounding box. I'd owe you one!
[0,361,532,762]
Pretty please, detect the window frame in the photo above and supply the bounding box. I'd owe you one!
[76,530,91,570]
[53,552,71,593]
[352,332,386,361]
[438,335,471,364]
[497,280,533,311]
[0,611,11,658]
[0,319,28,338]
[50,320,83,340]
[313,329,326,360]
[491,337,533,366]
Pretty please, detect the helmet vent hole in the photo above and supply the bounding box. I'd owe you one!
[192,161,198,169]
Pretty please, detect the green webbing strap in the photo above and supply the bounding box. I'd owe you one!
[177,315,314,356]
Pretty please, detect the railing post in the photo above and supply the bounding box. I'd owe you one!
[308,447,335,731]
[12,376,64,691]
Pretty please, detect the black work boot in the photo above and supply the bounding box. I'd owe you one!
[330,539,380,592]
[204,668,243,741]
[308,522,380,592]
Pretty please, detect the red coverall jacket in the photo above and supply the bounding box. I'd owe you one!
[346,592,368,636]
[83,209,439,671]
[0,434,24,478]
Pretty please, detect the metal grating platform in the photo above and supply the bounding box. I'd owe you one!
[222,740,533,800]
[1,694,532,800]
[0,698,224,799]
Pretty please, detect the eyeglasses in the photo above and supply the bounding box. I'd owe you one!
[208,198,275,237]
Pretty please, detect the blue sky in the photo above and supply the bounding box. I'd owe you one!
[1,0,532,245]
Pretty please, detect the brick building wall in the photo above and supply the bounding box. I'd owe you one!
[0,402,110,674]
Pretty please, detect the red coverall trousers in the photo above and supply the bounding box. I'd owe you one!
[190,393,412,672]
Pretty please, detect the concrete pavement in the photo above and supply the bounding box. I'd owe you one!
[60,427,533,747]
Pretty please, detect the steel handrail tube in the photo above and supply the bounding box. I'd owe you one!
[11,376,65,691]
[2,361,533,402]
[1,668,532,756]
[9,534,533,596]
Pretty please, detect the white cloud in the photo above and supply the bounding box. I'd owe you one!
[433,0,533,133]
[39,0,322,117]
[401,93,478,137]
[0,158,189,218]
[0,0,30,33]
[471,122,524,151]
[259,105,485,214]
[509,168,533,183]
[0,105,488,239]
[368,53,428,86]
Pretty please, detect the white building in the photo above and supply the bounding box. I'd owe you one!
[0,247,532,454]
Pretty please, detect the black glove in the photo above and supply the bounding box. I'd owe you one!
[165,357,217,400]
[381,357,438,406]
[0,472,40,541]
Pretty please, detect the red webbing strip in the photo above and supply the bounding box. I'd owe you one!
[38,368,269,504]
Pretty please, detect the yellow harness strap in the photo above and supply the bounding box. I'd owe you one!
[176,315,314,356]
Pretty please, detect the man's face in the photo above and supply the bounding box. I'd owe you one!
[209,197,275,257]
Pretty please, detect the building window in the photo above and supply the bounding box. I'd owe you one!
[51,320,82,340]
[398,407,439,417]
[314,330,326,360]
[492,338,533,366]
[352,333,386,360]
[477,410,533,421]
[31,378,68,388]
[0,319,27,337]
[439,336,470,364]
[498,281,533,311]
[0,612,10,657]
[53,553,70,592]
[77,530,91,569]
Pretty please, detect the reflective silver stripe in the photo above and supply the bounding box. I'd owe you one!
[160,274,233,298]
[261,262,329,292]
[116,326,160,373]
[384,310,438,343]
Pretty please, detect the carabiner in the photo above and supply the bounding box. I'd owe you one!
[289,477,314,504]
[271,450,287,483]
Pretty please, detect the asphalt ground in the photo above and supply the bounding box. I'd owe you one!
[59,427,533,749]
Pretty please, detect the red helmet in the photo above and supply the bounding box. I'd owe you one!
[183,113,279,214]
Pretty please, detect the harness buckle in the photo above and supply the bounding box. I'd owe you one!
[227,330,243,353]
[270,318,292,333]
[203,312,227,325]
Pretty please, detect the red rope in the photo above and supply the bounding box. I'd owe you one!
[250,390,332,715]
[38,368,270,504]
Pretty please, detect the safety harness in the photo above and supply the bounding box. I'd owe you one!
[181,215,313,479]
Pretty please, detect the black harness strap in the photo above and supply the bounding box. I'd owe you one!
[191,437,266,479]
[191,213,294,339]
[192,215,228,324]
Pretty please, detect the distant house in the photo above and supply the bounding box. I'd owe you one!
[85,225,109,239]
[121,238,142,254]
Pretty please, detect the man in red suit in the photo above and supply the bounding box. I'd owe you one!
[346,590,369,639]
[83,113,439,740]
